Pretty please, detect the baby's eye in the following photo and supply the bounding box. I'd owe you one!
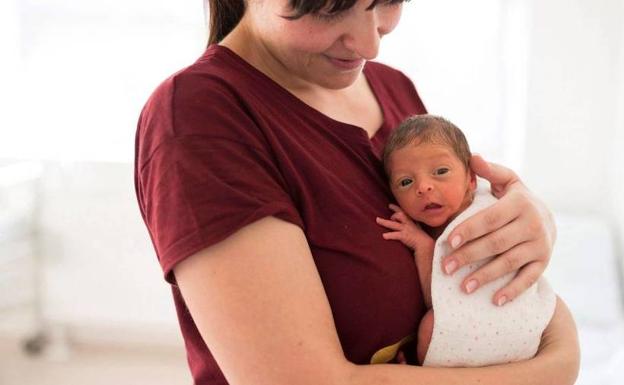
[434,168,449,175]
[399,178,413,187]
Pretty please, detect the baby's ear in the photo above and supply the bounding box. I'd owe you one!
[468,169,477,190]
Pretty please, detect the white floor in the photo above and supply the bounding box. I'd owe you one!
[0,336,192,385]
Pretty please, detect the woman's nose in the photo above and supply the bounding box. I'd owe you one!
[342,10,382,60]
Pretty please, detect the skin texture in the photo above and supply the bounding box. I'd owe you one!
[172,1,580,384]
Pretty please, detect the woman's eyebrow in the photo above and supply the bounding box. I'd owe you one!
[366,0,382,11]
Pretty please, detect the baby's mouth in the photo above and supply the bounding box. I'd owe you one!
[424,203,443,210]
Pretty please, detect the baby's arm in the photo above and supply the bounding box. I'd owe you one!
[376,204,435,308]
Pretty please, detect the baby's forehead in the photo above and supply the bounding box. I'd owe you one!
[387,141,465,171]
[397,139,458,158]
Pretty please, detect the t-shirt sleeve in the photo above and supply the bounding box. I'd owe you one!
[135,80,304,285]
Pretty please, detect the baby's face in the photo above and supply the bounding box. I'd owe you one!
[387,140,476,228]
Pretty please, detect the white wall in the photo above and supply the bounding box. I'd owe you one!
[0,0,21,133]
[613,1,624,261]
[379,0,508,162]
[0,0,205,162]
[37,162,181,343]
[523,0,624,314]
[524,0,624,218]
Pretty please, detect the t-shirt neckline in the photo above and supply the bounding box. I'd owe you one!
[207,44,388,143]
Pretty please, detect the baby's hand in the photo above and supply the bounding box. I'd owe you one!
[377,204,435,308]
[376,204,434,252]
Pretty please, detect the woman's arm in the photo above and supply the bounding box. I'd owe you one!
[175,216,579,385]
[444,155,556,305]
[347,297,580,385]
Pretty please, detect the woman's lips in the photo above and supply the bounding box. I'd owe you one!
[325,55,365,70]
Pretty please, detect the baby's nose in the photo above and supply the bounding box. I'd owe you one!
[416,182,434,195]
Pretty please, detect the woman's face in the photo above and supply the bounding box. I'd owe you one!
[242,0,403,90]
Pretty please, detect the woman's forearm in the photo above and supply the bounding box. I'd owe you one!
[344,297,579,385]
[347,355,567,385]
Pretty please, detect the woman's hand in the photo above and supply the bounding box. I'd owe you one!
[376,204,435,253]
[443,155,556,306]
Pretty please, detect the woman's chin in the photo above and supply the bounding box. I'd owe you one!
[313,72,361,90]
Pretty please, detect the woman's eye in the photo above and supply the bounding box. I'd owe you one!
[313,13,342,22]
[383,0,406,8]
[399,179,413,187]
[312,0,404,22]
[435,168,449,175]
[312,10,347,22]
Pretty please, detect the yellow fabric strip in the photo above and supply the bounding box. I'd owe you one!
[369,334,415,364]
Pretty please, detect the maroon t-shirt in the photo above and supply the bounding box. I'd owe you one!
[134,44,427,384]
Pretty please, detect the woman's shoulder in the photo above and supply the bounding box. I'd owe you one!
[136,46,264,168]
[145,46,246,113]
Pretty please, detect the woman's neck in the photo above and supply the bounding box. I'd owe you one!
[221,25,321,95]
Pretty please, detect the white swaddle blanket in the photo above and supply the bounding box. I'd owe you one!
[423,183,556,367]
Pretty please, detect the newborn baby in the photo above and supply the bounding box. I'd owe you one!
[377,114,556,367]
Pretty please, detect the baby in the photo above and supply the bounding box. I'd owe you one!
[377,114,556,367]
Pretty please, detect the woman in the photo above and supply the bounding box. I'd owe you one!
[134,1,580,384]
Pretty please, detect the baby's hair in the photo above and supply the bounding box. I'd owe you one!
[382,114,472,176]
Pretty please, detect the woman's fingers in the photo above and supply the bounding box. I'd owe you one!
[444,218,526,274]
[492,261,545,306]
[444,196,523,265]
[459,241,545,301]
[469,154,520,197]
[443,203,550,302]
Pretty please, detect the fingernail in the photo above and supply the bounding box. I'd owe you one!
[497,295,508,307]
[465,279,478,294]
[450,236,462,249]
[444,260,458,275]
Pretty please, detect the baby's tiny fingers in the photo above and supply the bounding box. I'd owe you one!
[391,212,408,223]
[382,232,403,241]
[493,261,544,306]
[389,203,403,212]
[376,217,403,231]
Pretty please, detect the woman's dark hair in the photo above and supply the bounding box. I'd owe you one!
[204,0,405,46]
